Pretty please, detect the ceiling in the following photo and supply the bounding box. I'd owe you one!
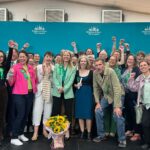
[0,0,150,14]
[67,0,150,14]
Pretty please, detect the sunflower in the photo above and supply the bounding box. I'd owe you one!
[48,119,55,124]
[45,115,69,133]
[57,116,65,124]
[53,126,61,133]
[61,123,67,130]
[45,121,50,127]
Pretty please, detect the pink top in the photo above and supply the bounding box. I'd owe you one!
[8,63,37,94]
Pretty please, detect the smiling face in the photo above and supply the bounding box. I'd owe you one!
[99,50,108,60]
[34,54,40,62]
[79,57,87,69]
[139,61,150,74]
[55,55,62,64]
[43,54,53,64]
[127,55,135,68]
[88,55,95,64]
[18,52,28,65]
[113,51,120,60]
[86,48,93,55]
[0,52,4,64]
[71,56,78,66]
[28,58,35,66]
[109,56,117,68]
[62,51,71,63]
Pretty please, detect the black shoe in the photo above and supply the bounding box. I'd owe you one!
[87,132,92,141]
[93,136,106,143]
[0,140,2,146]
[80,132,84,139]
[71,128,76,136]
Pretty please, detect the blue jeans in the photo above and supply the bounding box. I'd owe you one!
[95,97,126,142]
[12,92,34,138]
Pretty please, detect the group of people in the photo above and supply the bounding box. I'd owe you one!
[0,38,150,149]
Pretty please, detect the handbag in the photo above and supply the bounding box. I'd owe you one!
[135,101,143,124]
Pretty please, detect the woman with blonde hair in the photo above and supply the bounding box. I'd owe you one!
[74,55,93,140]
[52,50,76,139]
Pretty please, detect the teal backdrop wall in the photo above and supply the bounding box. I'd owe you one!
[0,22,150,57]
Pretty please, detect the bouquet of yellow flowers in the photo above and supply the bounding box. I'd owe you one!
[45,115,70,149]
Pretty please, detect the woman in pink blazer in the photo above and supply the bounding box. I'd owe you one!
[8,50,37,146]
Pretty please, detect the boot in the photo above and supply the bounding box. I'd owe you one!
[80,131,85,139]
[87,132,92,141]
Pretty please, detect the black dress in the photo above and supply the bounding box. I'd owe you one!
[75,70,94,119]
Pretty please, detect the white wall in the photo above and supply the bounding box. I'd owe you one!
[0,0,150,22]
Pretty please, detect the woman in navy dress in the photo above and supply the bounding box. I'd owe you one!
[74,55,93,140]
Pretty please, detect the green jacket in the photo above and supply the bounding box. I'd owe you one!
[52,64,76,99]
[93,67,122,108]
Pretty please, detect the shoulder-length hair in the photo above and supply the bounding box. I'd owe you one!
[125,54,137,68]
[78,55,90,70]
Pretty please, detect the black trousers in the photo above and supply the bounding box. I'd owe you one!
[0,86,8,140]
[124,91,141,134]
[6,85,14,135]
[142,107,150,145]
[52,95,74,123]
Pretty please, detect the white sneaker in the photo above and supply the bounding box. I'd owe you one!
[18,135,29,142]
[11,139,23,146]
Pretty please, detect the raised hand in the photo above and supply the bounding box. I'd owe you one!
[96,43,102,48]
[130,72,136,79]
[23,42,30,48]
[8,40,16,48]
[112,36,116,42]
[119,39,125,45]
[71,41,76,47]
[124,43,130,51]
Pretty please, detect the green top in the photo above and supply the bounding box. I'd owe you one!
[62,66,67,83]
[0,68,4,80]
[23,65,32,90]
[113,65,121,81]
[143,77,150,109]
[52,64,76,99]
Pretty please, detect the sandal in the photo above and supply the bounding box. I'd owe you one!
[130,134,141,141]
[125,131,133,137]
[43,131,48,138]
[31,134,38,141]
